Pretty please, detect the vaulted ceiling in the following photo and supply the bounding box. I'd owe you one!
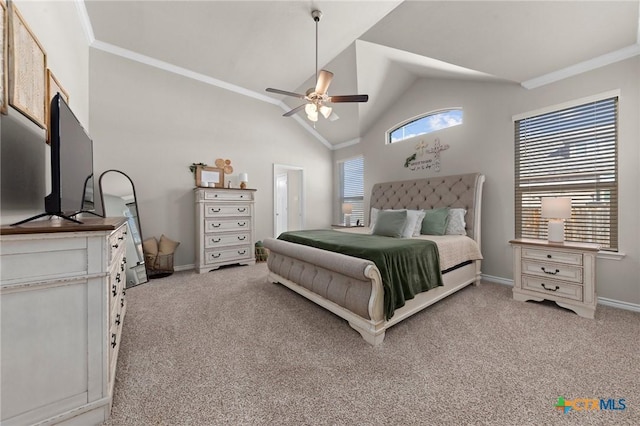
[83,1,640,149]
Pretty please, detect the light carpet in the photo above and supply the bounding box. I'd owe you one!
[104,263,639,425]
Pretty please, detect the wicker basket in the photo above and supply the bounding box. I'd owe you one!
[145,253,174,279]
[255,246,269,262]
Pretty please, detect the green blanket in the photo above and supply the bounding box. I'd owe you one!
[278,230,443,320]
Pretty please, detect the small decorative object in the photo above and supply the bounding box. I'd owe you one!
[195,165,224,188]
[255,241,269,262]
[215,158,234,175]
[239,172,248,189]
[342,203,352,227]
[189,162,207,174]
[541,197,572,243]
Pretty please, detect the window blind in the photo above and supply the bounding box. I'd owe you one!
[515,96,618,250]
[339,156,364,224]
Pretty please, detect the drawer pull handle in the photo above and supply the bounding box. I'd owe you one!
[115,314,121,325]
[116,273,121,283]
[541,283,560,292]
[238,236,246,241]
[121,262,125,272]
[111,333,117,348]
[212,253,221,259]
[238,222,246,227]
[121,298,125,308]
[123,289,126,296]
[211,208,221,213]
[123,256,127,264]
[214,194,218,198]
[118,236,124,241]
[541,267,560,275]
[238,250,246,255]
[212,238,221,243]
[112,284,117,297]
[212,223,221,228]
[546,254,552,259]
[112,243,119,249]
[237,207,246,212]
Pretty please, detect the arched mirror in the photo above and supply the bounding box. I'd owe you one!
[99,170,148,287]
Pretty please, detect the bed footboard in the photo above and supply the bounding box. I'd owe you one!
[264,238,386,343]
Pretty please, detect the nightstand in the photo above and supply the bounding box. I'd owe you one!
[510,238,600,319]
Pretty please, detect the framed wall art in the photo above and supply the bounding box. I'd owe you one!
[46,69,69,143]
[9,2,47,128]
[195,166,224,188]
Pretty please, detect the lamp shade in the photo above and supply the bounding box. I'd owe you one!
[342,203,353,215]
[238,173,248,183]
[541,197,571,219]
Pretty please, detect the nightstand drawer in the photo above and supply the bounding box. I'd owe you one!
[522,276,583,302]
[522,260,583,283]
[521,247,582,265]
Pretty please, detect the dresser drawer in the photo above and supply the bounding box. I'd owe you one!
[205,246,252,264]
[522,276,583,302]
[107,225,128,265]
[204,204,252,217]
[204,190,253,201]
[522,260,583,283]
[521,247,582,266]
[205,218,251,232]
[205,232,251,248]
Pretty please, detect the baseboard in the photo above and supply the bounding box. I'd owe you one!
[481,274,640,313]
[174,264,195,272]
[597,297,640,313]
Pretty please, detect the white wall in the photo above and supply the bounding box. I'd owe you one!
[89,49,333,268]
[0,0,89,224]
[334,57,640,306]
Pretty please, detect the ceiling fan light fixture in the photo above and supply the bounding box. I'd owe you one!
[307,110,319,122]
[319,104,332,119]
[305,103,317,115]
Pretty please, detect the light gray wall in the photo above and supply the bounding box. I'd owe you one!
[334,57,640,306]
[0,0,89,225]
[89,49,332,268]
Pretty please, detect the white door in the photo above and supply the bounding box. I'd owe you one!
[275,173,288,236]
[273,164,304,238]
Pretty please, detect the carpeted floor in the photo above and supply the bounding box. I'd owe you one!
[104,263,639,425]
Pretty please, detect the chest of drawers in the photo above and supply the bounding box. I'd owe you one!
[195,187,257,273]
[510,238,600,318]
[0,217,128,425]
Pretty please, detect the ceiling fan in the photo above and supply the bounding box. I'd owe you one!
[266,10,369,122]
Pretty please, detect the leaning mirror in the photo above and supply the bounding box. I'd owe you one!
[99,170,149,287]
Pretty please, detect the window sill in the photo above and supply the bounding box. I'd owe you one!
[597,251,626,261]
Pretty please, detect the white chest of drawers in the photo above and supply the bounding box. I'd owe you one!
[510,238,600,319]
[195,188,256,273]
[0,217,128,425]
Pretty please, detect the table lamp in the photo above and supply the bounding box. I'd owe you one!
[541,197,571,243]
[239,173,248,189]
[342,203,353,227]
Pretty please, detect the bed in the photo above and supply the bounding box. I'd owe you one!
[264,172,485,345]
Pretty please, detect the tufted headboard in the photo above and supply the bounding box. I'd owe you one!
[369,173,485,244]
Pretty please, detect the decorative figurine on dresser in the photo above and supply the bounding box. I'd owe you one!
[195,187,257,273]
[510,238,600,319]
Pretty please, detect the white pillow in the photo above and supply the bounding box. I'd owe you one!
[445,208,467,235]
[370,208,425,238]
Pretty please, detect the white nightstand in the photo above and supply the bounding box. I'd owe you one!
[510,238,600,319]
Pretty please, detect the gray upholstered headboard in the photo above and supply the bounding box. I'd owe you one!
[369,173,485,243]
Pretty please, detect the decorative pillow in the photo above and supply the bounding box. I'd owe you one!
[420,208,450,235]
[404,209,426,238]
[372,210,408,238]
[158,234,180,255]
[142,237,159,255]
[446,208,467,235]
[369,207,380,230]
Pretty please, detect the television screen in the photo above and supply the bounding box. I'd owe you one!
[45,94,94,216]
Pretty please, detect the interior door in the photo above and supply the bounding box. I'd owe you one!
[273,164,304,237]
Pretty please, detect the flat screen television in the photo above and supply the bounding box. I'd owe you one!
[45,93,95,219]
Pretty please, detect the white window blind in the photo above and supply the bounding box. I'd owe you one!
[515,96,618,250]
[339,156,364,224]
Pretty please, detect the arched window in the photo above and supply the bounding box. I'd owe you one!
[387,109,463,144]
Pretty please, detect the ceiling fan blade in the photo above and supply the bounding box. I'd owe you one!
[329,94,369,103]
[315,70,334,95]
[266,88,306,99]
[283,104,307,117]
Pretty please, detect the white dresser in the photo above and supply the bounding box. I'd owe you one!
[0,217,128,425]
[510,238,599,319]
[195,187,257,273]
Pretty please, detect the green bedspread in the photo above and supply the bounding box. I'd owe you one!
[278,229,443,320]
